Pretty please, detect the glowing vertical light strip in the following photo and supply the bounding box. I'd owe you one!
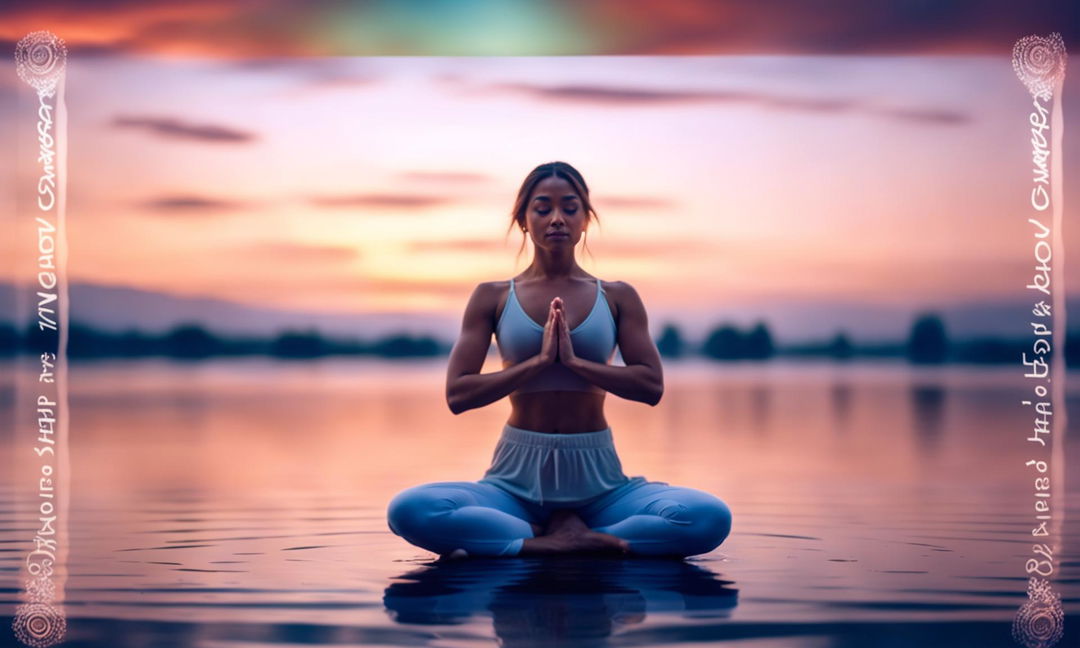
[11,30,68,648]
[1010,32,1067,648]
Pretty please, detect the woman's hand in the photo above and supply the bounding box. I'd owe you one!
[555,297,578,366]
[537,297,560,367]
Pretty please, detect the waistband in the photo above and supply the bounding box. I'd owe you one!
[499,424,614,449]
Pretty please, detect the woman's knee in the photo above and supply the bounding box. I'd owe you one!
[386,483,457,537]
[680,492,733,555]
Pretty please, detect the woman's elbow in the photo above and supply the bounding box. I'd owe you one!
[639,374,663,406]
[446,390,471,415]
[446,384,467,415]
[645,384,663,406]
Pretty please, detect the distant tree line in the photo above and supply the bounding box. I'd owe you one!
[655,313,1080,366]
[1,312,1075,366]
[0,321,446,360]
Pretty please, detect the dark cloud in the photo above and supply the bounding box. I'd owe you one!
[138,195,248,213]
[872,106,970,125]
[587,0,1080,55]
[482,82,971,125]
[487,83,722,106]
[112,115,257,143]
[308,194,454,210]
[225,58,379,90]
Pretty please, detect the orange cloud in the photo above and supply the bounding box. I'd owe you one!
[475,82,970,125]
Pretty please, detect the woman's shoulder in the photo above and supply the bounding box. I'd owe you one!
[465,280,514,321]
[598,278,641,300]
[472,279,513,296]
[600,279,648,313]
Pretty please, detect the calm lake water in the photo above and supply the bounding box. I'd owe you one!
[0,357,1078,647]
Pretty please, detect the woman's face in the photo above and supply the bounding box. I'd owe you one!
[524,175,586,251]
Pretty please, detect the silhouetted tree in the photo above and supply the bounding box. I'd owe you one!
[952,338,1020,364]
[117,329,158,356]
[827,331,854,360]
[702,324,743,360]
[907,313,948,363]
[69,323,112,357]
[22,320,56,353]
[0,323,17,356]
[655,323,685,358]
[372,335,442,357]
[702,322,776,360]
[271,330,327,358]
[745,322,774,359]
[164,324,221,358]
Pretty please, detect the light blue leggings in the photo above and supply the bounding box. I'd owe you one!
[386,477,733,558]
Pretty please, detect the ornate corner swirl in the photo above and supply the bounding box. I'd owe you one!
[23,577,56,604]
[11,602,67,648]
[1012,33,1067,101]
[14,31,67,99]
[1012,577,1065,648]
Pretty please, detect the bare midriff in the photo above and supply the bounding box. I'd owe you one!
[506,390,608,434]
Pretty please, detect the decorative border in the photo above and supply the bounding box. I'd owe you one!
[1011,32,1067,648]
[11,30,69,648]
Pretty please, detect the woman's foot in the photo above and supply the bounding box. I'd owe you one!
[520,509,630,556]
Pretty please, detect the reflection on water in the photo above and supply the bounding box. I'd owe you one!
[384,556,737,639]
[829,381,853,434]
[0,358,1077,647]
[910,383,947,452]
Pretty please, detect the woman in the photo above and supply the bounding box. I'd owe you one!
[387,161,732,558]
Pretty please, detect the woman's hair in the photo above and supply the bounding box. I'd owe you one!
[507,161,600,262]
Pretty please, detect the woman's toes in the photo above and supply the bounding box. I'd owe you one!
[582,531,630,555]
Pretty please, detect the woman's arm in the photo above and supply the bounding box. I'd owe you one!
[446,283,559,414]
[558,281,664,406]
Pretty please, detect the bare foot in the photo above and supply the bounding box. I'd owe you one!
[521,529,629,556]
[544,509,589,536]
[521,510,630,556]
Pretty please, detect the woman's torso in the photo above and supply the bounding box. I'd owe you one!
[494,275,618,434]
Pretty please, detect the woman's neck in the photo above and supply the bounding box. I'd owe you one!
[524,249,583,278]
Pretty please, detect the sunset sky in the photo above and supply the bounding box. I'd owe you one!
[2,1,1078,341]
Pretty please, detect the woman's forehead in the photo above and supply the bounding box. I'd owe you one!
[531,176,579,199]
